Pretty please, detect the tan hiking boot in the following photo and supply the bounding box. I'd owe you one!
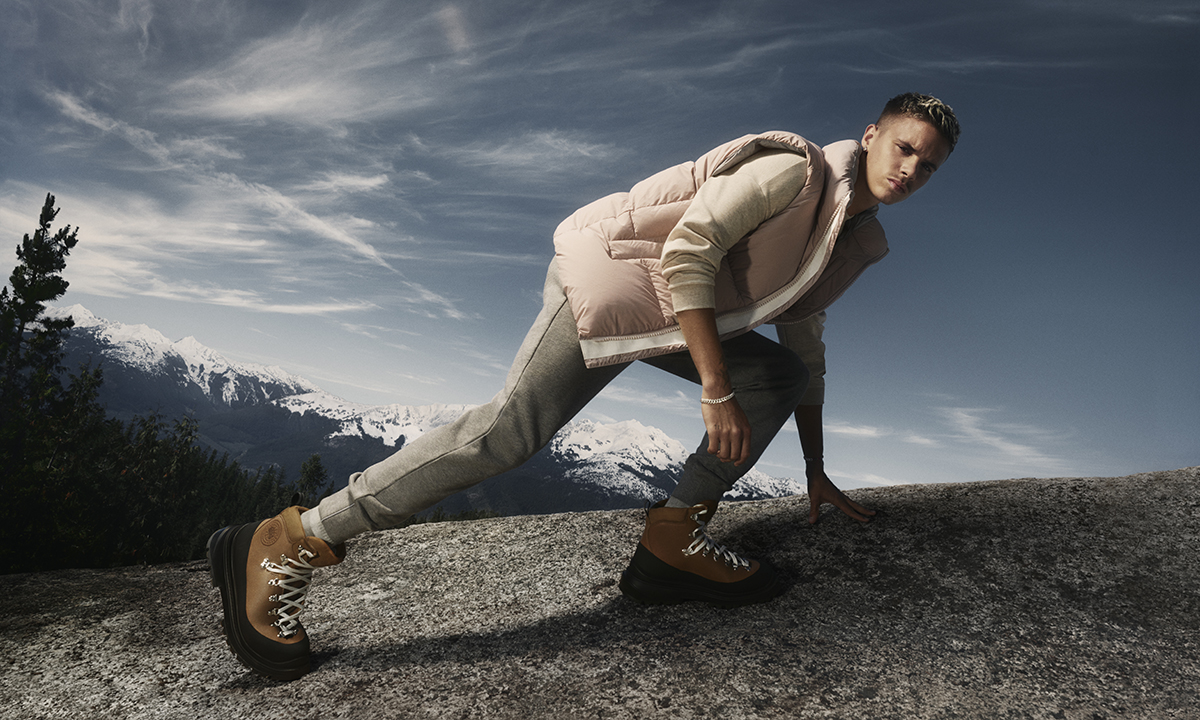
[207,506,344,681]
[619,500,780,607]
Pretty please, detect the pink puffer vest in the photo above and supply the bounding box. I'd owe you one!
[553,131,865,368]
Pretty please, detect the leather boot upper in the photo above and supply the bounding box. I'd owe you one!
[638,500,760,584]
[244,506,344,643]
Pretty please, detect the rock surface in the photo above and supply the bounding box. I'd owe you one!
[2,468,1198,719]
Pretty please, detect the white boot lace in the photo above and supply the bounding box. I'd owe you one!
[262,546,318,638]
[683,511,752,571]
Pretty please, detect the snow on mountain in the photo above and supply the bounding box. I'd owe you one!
[723,470,805,501]
[49,304,176,370]
[548,418,686,498]
[275,391,471,447]
[48,304,320,408]
[551,418,685,466]
[550,417,803,501]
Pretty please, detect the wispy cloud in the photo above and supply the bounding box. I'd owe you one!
[449,131,621,170]
[1036,0,1199,26]
[837,56,1101,76]
[388,370,447,387]
[161,9,447,127]
[339,321,423,340]
[598,385,695,415]
[1135,13,1198,25]
[434,342,513,378]
[412,130,628,189]
[140,278,378,316]
[435,5,471,53]
[116,0,154,56]
[211,172,395,270]
[46,91,397,270]
[451,251,549,266]
[397,280,476,321]
[50,90,176,165]
[826,421,891,438]
[820,404,1068,479]
[829,469,911,487]
[298,173,391,195]
[937,407,1071,473]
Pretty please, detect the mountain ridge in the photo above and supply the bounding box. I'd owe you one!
[48,305,803,515]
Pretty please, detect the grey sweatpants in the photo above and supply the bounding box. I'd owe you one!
[307,260,807,546]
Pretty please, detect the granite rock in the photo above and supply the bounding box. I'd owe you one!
[2,468,1198,719]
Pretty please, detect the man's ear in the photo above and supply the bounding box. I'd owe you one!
[860,123,879,152]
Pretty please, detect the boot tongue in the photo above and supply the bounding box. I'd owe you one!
[690,500,719,524]
[302,537,347,566]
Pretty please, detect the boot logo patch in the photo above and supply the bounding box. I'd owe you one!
[263,519,283,546]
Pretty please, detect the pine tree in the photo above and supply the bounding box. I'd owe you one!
[297,453,331,507]
[0,193,92,474]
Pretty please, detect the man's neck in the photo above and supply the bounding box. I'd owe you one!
[845,156,877,218]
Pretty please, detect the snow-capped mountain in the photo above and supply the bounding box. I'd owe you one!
[49,304,319,415]
[50,305,803,515]
[274,392,472,447]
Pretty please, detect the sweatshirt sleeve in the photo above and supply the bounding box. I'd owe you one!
[775,311,827,405]
[661,149,808,313]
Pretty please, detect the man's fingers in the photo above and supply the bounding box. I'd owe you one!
[839,492,877,519]
[703,402,748,463]
[840,504,870,523]
[834,495,875,523]
[709,435,732,461]
[809,490,876,524]
[849,499,877,518]
[702,404,750,464]
[734,429,751,465]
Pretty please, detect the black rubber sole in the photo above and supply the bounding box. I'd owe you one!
[207,523,311,682]
[618,543,782,608]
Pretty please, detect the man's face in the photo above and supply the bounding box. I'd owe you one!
[858,116,952,207]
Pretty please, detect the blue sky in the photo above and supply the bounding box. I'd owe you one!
[2,0,1197,489]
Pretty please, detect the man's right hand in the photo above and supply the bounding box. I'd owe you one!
[805,465,876,525]
[701,396,752,466]
[676,307,753,466]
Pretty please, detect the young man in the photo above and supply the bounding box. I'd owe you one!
[208,93,960,680]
